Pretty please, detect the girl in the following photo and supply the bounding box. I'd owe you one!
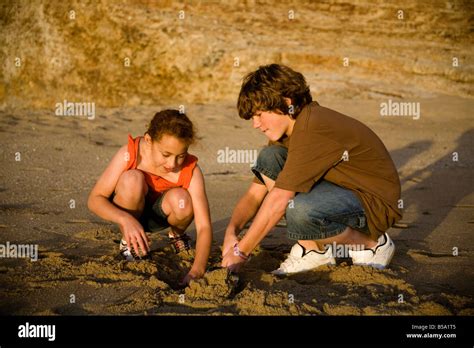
[88,109,212,285]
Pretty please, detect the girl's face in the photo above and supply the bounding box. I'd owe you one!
[146,134,188,173]
[251,110,295,141]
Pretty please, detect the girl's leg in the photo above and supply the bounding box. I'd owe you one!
[113,170,149,259]
[160,187,194,237]
[113,169,148,219]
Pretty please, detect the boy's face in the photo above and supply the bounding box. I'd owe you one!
[146,134,189,173]
[252,110,294,141]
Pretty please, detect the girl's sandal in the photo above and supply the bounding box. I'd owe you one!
[119,239,150,261]
[169,233,191,254]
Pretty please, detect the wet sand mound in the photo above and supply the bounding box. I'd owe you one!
[185,268,238,304]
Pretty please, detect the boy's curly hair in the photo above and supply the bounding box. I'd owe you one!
[237,64,312,120]
[146,109,195,145]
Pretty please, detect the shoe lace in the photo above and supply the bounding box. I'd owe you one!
[279,255,301,271]
[279,248,333,271]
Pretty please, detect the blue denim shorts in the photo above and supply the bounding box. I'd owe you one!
[252,145,369,240]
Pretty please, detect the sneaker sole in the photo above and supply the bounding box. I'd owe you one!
[271,259,336,275]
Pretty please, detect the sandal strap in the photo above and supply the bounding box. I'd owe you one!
[169,233,191,253]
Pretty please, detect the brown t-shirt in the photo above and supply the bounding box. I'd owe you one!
[263,102,401,240]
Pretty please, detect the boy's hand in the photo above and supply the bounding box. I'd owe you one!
[119,215,150,257]
[222,228,239,257]
[221,248,246,273]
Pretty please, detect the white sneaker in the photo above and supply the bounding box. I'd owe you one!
[271,243,336,275]
[348,233,395,269]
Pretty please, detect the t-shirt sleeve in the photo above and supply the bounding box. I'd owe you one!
[275,132,346,192]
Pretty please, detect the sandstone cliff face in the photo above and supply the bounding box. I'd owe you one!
[1,0,472,108]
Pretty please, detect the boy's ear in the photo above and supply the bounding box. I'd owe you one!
[283,97,295,118]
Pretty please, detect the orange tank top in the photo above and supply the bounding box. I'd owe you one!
[125,134,198,204]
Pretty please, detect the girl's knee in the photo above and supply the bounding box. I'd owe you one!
[116,170,148,196]
[165,188,193,219]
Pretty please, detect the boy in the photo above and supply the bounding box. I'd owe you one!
[222,64,402,274]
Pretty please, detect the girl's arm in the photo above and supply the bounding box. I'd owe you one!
[185,165,213,281]
[87,145,149,255]
[88,145,128,222]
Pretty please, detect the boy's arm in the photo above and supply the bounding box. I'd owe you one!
[222,187,294,271]
[222,182,268,256]
[185,165,213,280]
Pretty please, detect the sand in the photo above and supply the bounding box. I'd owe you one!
[0,97,473,315]
[0,0,473,316]
[0,225,470,315]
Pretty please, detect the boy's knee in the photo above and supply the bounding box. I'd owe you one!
[257,145,287,167]
[286,198,312,226]
[252,145,288,181]
[116,170,147,196]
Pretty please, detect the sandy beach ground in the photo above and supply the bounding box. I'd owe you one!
[0,96,472,315]
[0,0,473,315]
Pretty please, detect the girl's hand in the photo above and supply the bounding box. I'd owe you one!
[180,269,204,286]
[119,215,150,257]
[222,228,239,257]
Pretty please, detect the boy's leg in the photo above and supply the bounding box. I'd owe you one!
[252,145,375,249]
[285,180,375,249]
[298,228,376,252]
[251,145,288,190]
[283,182,395,270]
[260,174,375,250]
[253,145,394,273]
